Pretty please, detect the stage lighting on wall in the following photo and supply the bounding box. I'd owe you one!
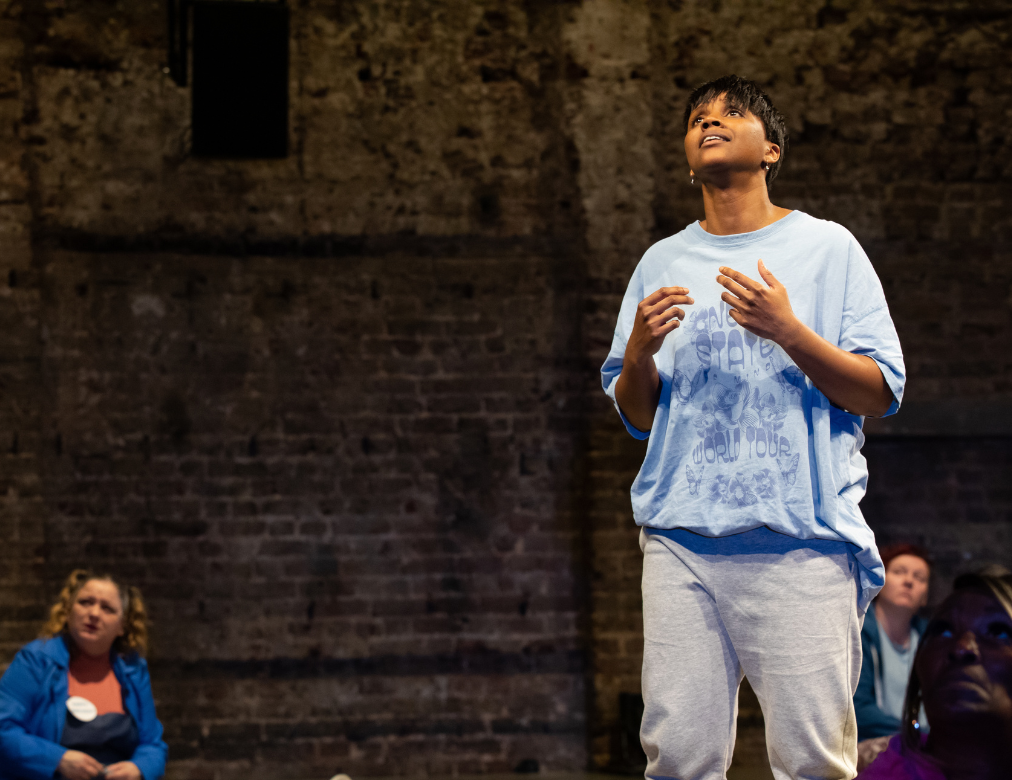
[168,0,289,159]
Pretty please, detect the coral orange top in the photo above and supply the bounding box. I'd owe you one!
[68,653,124,715]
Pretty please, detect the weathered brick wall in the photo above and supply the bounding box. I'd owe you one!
[4,2,594,777]
[1,0,1011,777]
[864,438,1012,587]
[30,1,580,242]
[0,0,48,663]
[35,246,588,778]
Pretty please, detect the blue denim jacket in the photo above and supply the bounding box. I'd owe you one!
[0,636,167,780]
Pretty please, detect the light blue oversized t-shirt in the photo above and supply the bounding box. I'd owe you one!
[601,211,905,610]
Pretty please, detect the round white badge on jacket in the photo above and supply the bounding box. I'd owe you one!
[66,696,98,722]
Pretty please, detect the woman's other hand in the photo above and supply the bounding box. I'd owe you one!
[625,286,694,363]
[57,750,105,780]
[103,762,143,780]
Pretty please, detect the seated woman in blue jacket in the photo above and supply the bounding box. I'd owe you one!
[854,543,931,769]
[0,570,168,780]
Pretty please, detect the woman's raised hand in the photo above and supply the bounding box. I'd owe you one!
[626,286,694,363]
[716,261,799,345]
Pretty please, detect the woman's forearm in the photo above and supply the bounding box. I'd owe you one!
[779,321,894,417]
[716,263,894,417]
[615,353,662,433]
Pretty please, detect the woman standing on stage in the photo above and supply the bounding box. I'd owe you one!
[602,74,905,778]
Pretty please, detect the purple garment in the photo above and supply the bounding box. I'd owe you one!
[858,735,946,780]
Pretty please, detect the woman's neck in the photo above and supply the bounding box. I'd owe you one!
[697,173,790,236]
[70,643,112,664]
[875,600,915,648]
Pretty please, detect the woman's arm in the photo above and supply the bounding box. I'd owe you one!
[717,262,894,416]
[777,324,893,417]
[614,286,695,431]
[0,649,74,780]
[853,645,901,740]
[124,659,168,780]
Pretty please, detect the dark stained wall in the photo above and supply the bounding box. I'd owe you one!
[1,1,1011,777]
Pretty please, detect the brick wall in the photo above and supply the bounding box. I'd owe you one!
[31,243,591,778]
[1,1,1011,777]
[0,0,48,663]
[4,2,595,776]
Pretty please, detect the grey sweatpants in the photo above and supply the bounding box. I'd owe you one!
[640,526,863,780]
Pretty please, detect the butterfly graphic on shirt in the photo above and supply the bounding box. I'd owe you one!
[685,465,704,495]
[671,366,708,406]
[776,453,799,486]
[767,348,806,400]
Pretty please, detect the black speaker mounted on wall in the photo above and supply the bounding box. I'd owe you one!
[168,0,289,159]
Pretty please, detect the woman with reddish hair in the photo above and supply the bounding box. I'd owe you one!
[0,570,167,780]
[856,544,932,769]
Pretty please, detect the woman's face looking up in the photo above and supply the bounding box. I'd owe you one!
[880,554,930,611]
[917,589,1012,732]
[683,93,777,181]
[66,579,125,657]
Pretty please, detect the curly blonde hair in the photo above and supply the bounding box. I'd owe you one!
[40,569,149,656]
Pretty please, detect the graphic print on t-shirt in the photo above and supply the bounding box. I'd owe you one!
[671,300,806,508]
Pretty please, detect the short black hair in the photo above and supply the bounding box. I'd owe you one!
[683,75,788,190]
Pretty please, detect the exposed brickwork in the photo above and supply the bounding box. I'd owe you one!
[32,246,588,777]
[0,0,48,663]
[0,0,1011,777]
[3,2,593,775]
[157,670,584,778]
[864,438,1012,588]
[29,0,582,242]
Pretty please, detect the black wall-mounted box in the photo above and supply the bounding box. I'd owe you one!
[191,1,289,159]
